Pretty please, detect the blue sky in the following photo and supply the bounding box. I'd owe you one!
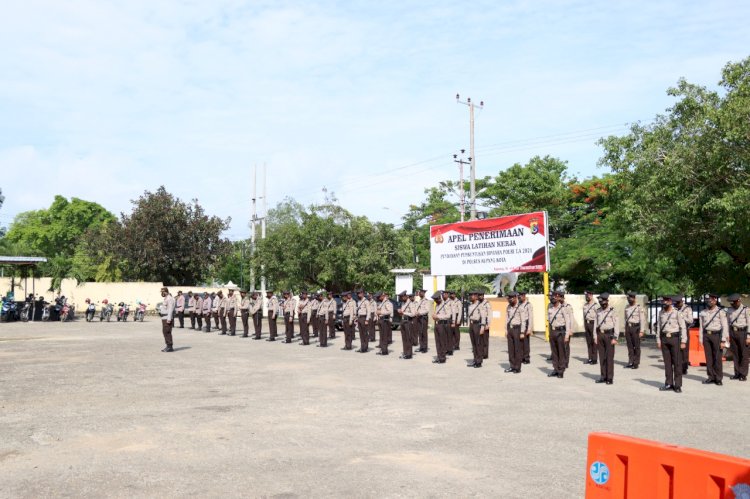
[1,0,748,238]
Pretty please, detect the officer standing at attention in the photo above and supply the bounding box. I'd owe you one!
[547,290,572,378]
[340,291,356,350]
[623,291,646,369]
[226,288,238,335]
[376,292,393,355]
[396,291,411,358]
[367,292,377,343]
[699,293,729,385]
[217,290,228,335]
[560,293,573,369]
[315,292,329,347]
[594,293,619,385]
[726,293,749,381]
[159,287,175,352]
[266,290,279,341]
[657,295,687,392]
[479,291,491,360]
[675,295,693,375]
[202,292,212,332]
[310,293,320,340]
[187,291,196,329]
[355,290,370,353]
[175,290,185,328]
[582,290,599,365]
[518,290,533,364]
[408,292,420,349]
[211,292,220,330]
[449,290,462,352]
[505,291,524,373]
[249,291,262,339]
[194,292,203,331]
[297,291,311,345]
[239,290,251,337]
[326,291,337,339]
[432,291,451,364]
[466,290,485,368]
[415,290,431,353]
[283,291,296,343]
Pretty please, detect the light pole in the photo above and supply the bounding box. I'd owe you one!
[456,94,484,220]
[453,149,470,222]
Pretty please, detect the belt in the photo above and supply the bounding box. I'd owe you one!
[301,313,308,317]
[470,320,482,324]
[553,326,566,331]
[598,329,614,335]
[660,332,679,338]
[586,320,594,324]
[380,315,391,320]
[437,320,450,324]
[160,314,167,317]
[705,330,721,335]
[358,315,368,318]
[730,326,747,332]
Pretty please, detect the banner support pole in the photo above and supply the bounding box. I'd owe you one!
[543,272,550,342]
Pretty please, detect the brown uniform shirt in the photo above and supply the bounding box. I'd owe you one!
[624,304,646,332]
[595,306,620,339]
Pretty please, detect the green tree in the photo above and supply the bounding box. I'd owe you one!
[598,57,750,293]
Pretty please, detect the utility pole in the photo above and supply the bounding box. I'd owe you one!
[453,149,470,222]
[456,94,483,220]
[260,163,267,298]
[250,164,257,291]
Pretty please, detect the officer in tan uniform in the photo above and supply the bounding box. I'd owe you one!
[449,290,462,352]
[399,291,415,359]
[175,291,185,328]
[340,291,356,350]
[505,291,524,373]
[159,287,176,352]
[466,290,486,368]
[432,291,452,364]
[202,292,212,332]
[355,289,370,353]
[594,293,619,384]
[726,293,749,381]
[326,291,337,339]
[282,291,295,343]
[194,293,203,331]
[310,293,321,340]
[623,291,646,369]
[215,291,227,335]
[239,290,251,337]
[675,295,693,375]
[547,290,572,378]
[266,290,279,341]
[699,293,729,385]
[479,291,491,359]
[582,290,599,365]
[248,291,261,339]
[226,288,238,335]
[186,292,196,329]
[366,292,376,343]
[297,291,311,345]
[376,292,393,355]
[416,289,431,353]
[657,295,687,392]
[210,292,220,330]
[518,290,533,364]
[315,292,329,347]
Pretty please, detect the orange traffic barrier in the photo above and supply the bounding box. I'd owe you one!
[689,327,706,367]
[585,432,750,498]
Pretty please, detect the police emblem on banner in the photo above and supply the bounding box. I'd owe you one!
[529,217,539,235]
[434,233,444,243]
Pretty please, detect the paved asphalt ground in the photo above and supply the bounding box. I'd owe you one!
[1,320,748,498]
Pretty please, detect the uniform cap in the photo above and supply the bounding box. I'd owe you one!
[449,290,456,295]
[661,294,673,301]
[356,289,365,294]
[469,289,480,295]
[517,289,527,295]
[626,291,637,298]
[398,291,407,297]
[374,292,382,298]
[418,289,426,292]
[431,292,442,300]
[507,291,519,297]
[477,290,485,295]
[342,290,351,296]
[266,290,273,294]
[727,293,742,302]
[584,290,594,295]
[673,295,684,302]
[707,292,720,298]
[553,290,564,296]
[598,292,610,300]
[240,290,247,294]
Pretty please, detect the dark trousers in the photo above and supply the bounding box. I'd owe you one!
[625,323,641,367]
[196,312,203,330]
[682,324,691,373]
[219,309,227,333]
[204,313,212,332]
[469,322,483,365]
[434,321,449,361]
[399,317,411,356]
[419,316,429,351]
[189,311,196,328]
[452,322,461,351]
[213,311,220,329]
[177,311,184,328]
[378,319,391,354]
[411,316,419,346]
[729,330,749,377]
[162,319,173,346]
[483,327,490,359]
[550,329,567,373]
[585,320,597,362]
[299,313,310,344]
[253,312,262,338]
[507,325,522,371]
[311,314,319,339]
[318,315,328,346]
[228,309,236,333]
[597,333,615,382]
[357,317,369,352]
[368,315,376,341]
[241,311,249,336]
[268,315,277,339]
[522,329,530,362]
[703,332,723,381]
[342,318,354,349]
[661,335,682,388]
[284,313,294,341]
[328,312,336,338]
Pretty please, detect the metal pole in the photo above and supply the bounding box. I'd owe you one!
[250,164,257,291]
[260,162,267,298]
[469,103,476,220]
[543,272,550,342]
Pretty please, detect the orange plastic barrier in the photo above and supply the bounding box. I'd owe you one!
[688,327,706,367]
[585,432,750,498]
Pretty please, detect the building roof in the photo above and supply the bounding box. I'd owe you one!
[0,256,48,265]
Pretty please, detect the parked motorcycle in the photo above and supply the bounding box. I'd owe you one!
[117,302,130,322]
[41,297,50,321]
[60,300,71,322]
[134,302,146,322]
[84,299,96,322]
[1,297,19,322]
[99,299,113,322]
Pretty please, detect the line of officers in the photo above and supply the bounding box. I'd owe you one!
[159,287,750,392]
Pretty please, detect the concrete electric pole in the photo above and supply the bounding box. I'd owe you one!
[453,149,470,222]
[456,94,484,221]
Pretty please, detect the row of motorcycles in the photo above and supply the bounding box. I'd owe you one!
[85,299,147,322]
[1,294,147,322]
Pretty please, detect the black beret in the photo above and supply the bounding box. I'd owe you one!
[599,292,610,300]
[627,291,637,298]
[707,292,720,298]
[431,292,442,300]
[507,291,519,297]
[517,289,527,295]
[584,290,594,295]
[661,295,673,301]
[398,291,407,297]
[727,293,741,302]
[553,290,564,296]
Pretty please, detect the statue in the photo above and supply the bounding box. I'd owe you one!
[492,272,519,297]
